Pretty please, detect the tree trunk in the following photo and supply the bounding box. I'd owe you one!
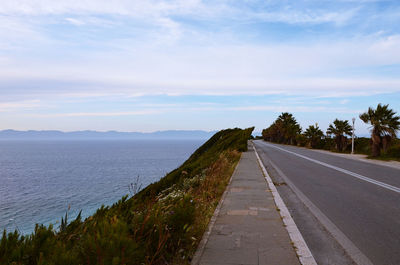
[311,139,316,148]
[335,135,342,151]
[341,136,348,152]
[371,134,381,157]
[382,135,392,153]
[335,135,347,152]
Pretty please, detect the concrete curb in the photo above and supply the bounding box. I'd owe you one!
[253,142,317,265]
[191,153,242,265]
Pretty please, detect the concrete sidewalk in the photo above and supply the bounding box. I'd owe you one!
[192,144,301,265]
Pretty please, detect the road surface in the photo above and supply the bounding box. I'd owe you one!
[254,140,400,265]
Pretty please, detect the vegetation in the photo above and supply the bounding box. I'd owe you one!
[304,124,324,148]
[326,119,352,152]
[262,112,301,145]
[359,103,400,157]
[262,104,400,161]
[351,137,371,155]
[383,139,400,160]
[0,127,254,265]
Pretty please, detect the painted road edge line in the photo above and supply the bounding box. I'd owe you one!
[253,142,317,265]
[191,153,242,265]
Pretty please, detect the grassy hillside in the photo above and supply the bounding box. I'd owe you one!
[0,127,254,265]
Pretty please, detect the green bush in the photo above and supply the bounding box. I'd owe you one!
[386,145,400,158]
[353,137,371,155]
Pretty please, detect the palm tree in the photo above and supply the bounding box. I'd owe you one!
[262,112,301,145]
[326,119,352,152]
[276,112,301,145]
[304,123,324,148]
[359,104,400,157]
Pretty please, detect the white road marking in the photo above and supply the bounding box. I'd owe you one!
[262,142,400,194]
[253,144,317,265]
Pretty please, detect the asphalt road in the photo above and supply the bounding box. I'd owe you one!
[254,140,400,265]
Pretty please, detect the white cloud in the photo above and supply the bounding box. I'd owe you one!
[65,17,85,26]
[1,33,400,99]
[0,100,42,112]
[0,1,390,52]
[0,0,361,26]
[19,101,361,118]
[227,105,361,114]
[0,1,399,101]
[250,7,359,25]
[0,16,46,50]
[29,110,160,117]
[0,0,203,17]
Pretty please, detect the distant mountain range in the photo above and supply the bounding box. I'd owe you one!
[0,130,217,140]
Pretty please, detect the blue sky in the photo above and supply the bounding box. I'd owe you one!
[1,0,400,135]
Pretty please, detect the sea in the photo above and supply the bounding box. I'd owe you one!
[0,139,204,235]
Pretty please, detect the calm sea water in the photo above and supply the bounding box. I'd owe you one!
[0,139,204,235]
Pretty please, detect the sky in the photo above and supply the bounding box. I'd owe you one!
[1,0,400,135]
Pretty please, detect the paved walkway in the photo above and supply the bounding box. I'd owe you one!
[192,145,300,265]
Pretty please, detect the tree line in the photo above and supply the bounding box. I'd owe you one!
[262,104,400,157]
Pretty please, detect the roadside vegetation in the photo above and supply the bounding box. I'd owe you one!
[0,127,254,265]
[262,104,400,161]
[359,104,400,157]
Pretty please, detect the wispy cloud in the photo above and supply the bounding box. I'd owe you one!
[228,105,361,114]
[248,7,360,26]
[29,110,160,118]
[0,100,42,112]
[0,16,46,50]
[0,1,362,24]
[65,18,85,26]
[0,0,399,131]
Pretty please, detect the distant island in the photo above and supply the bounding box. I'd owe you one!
[0,129,216,140]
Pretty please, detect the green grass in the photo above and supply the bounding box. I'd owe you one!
[0,127,254,265]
